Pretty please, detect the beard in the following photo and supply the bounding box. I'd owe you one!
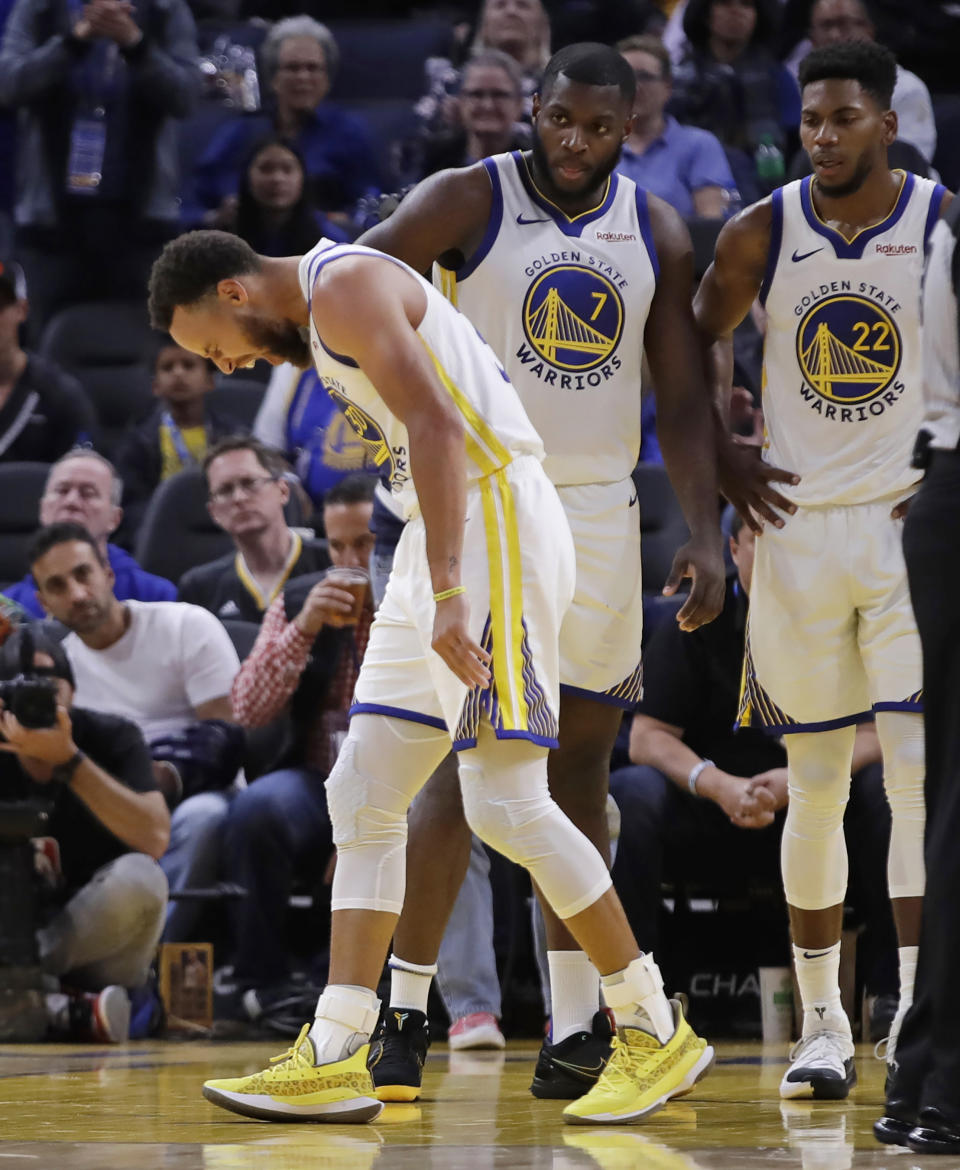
[813,152,873,200]
[242,314,312,368]
[530,130,623,205]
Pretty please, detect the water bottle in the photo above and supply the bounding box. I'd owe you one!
[755,133,785,193]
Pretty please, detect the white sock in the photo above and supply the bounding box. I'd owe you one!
[548,950,601,1043]
[308,984,381,1064]
[600,953,674,1044]
[388,953,437,1015]
[891,945,919,1040]
[793,942,850,1038]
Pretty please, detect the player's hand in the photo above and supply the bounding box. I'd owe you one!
[663,535,726,632]
[431,592,491,689]
[891,495,914,520]
[294,579,357,635]
[717,434,799,533]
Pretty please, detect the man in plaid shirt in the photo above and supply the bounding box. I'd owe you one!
[217,474,376,1022]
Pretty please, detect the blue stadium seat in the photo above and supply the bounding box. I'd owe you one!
[327,20,455,103]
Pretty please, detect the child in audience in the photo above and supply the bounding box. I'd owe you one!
[115,338,246,535]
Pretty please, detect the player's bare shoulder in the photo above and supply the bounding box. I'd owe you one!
[715,198,774,282]
[360,162,494,270]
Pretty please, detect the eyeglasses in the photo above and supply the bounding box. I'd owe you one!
[209,475,277,504]
[461,88,516,102]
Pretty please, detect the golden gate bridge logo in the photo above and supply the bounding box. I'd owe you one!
[522,265,623,372]
[796,295,901,404]
[324,383,395,476]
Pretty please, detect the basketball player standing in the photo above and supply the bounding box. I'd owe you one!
[694,39,950,1099]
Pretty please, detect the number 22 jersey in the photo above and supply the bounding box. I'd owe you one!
[759,171,946,507]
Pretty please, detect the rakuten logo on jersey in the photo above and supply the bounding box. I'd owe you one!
[595,231,636,242]
[874,243,917,256]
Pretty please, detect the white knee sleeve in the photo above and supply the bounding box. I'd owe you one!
[457,729,611,920]
[875,711,926,899]
[326,715,449,914]
[781,728,856,911]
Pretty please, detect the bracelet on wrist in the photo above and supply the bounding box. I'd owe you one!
[687,758,714,796]
[433,586,466,602]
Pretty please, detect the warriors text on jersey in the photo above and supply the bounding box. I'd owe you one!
[759,171,947,507]
[435,150,658,487]
[298,239,544,520]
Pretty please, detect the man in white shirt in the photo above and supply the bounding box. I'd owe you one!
[28,521,240,941]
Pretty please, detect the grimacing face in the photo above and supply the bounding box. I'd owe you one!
[170,282,311,375]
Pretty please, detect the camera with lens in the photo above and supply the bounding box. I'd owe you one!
[0,627,58,731]
[0,676,57,730]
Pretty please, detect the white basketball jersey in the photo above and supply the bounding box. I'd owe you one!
[298,240,544,518]
[435,151,657,487]
[760,171,946,506]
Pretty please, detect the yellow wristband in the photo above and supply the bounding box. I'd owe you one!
[433,586,466,602]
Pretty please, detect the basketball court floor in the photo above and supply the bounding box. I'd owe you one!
[0,1038,928,1168]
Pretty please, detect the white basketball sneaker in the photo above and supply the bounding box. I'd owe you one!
[779,1030,856,1100]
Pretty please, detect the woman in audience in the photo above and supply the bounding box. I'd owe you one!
[219,137,348,255]
[670,0,800,187]
[194,16,381,221]
[418,51,529,178]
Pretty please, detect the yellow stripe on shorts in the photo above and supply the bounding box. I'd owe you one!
[436,265,458,308]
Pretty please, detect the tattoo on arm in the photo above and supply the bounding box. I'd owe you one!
[448,557,458,573]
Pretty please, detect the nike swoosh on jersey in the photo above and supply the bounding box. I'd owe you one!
[791,247,825,263]
[517,213,551,225]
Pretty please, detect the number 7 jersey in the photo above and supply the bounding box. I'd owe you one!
[759,171,946,506]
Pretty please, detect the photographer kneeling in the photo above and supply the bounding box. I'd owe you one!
[0,629,169,1042]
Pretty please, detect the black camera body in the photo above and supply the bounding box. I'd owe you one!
[0,675,58,729]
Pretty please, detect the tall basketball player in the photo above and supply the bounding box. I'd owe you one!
[148,227,716,1126]
[359,42,793,1106]
[694,39,951,1099]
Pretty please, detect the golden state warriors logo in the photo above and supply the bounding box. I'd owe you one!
[522,265,623,372]
[324,383,394,476]
[796,295,901,404]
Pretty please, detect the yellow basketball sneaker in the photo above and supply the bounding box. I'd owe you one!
[202,1024,384,1123]
[563,1001,714,1126]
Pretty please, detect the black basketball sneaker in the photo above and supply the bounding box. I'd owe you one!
[368,1007,430,1102]
[530,1009,615,1099]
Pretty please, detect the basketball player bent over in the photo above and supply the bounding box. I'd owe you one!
[695,40,951,1099]
[147,228,717,1125]
[359,42,790,1107]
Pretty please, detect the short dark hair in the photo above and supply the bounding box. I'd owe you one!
[798,39,896,108]
[148,231,261,331]
[683,0,781,53]
[28,522,105,571]
[540,42,636,106]
[324,474,377,509]
[202,434,285,484]
[729,510,746,540]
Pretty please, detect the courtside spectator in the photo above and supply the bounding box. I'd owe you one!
[0,256,98,461]
[27,521,240,943]
[0,626,169,1043]
[194,17,381,221]
[178,436,330,622]
[115,337,245,534]
[5,450,175,619]
[0,0,199,338]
